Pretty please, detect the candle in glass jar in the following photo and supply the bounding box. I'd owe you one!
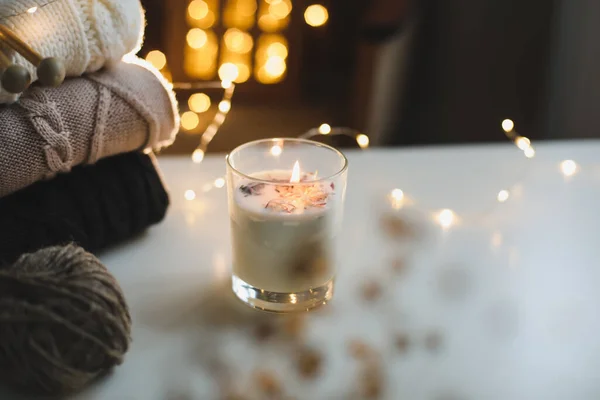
[227,138,347,313]
[230,161,336,293]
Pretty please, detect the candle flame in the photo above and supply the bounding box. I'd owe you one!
[290,161,301,183]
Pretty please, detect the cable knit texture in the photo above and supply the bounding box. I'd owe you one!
[0,152,170,267]
[0,0,144,103]
[0,60,178,197]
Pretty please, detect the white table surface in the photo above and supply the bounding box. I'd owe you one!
[5,140,600,400]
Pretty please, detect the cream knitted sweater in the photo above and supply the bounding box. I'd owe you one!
[0,60,178,197]
[0,0,144,103]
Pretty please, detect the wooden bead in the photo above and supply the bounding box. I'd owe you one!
[37,57,65,87]
[1,64,31,94]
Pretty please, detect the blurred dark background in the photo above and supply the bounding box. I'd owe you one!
[138,0,600,154]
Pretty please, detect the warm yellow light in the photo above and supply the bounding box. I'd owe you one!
[391,189,404,201]
[238,0,258,16]
[389,188,405,209]
[524,147,535,158]
[145,50,167,70]
[218,63,239,81]
[502,119,514,133]
[188,0,209,20]
[234,63,251,83]
[184,31,218,79]
[27,6,37,14]
[218,100,231,113]
[290,161,301,183]
[181,111,200,131]
[214,178,226,188]
[560,160,578,177]
[497,190,510,203]
[221,80,233,89]
[264,56,286,76]
[192,149,205,163]
[188,93,211,113]
[184,189,197,201]
[256,67,282,84]
[190,9,216,28]
[267,42,288,59]
[258,14,280,32]
[356,134,370,148]
[269,1,291,18]
[224,29,254,53]
[436,209,456,229]
[214,113,226,125]
[270,145,282,156]
[515,136,530,151]
[187,28,208,49]
[318,123,331,135]
[304,4,328,27]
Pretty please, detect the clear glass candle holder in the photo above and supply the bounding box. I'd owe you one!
[226,138,348,313]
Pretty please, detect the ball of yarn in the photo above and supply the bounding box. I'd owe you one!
[0,244,132,395]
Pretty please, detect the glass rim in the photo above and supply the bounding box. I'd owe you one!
[226,137,348,184]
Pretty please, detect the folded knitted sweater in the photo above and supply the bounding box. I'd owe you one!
[0,60,178,198]
[0,0,144,103]
[0,151,170,266]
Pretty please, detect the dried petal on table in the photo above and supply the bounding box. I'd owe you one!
[361,280,382,302]
[380,214,415,239]
[296,347,323,379]
[424,331,443,353]
[282,315,305,338]
[254,320,276,341]
[255,371,282,397]
[360,364,384,399]
[395,333,410,353]
[348,339,374,360]
[390,258,407,275]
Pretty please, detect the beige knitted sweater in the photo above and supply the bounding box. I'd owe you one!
[0,0,144,103]
[0,60,178,198]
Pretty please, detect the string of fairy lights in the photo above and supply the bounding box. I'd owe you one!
[180,116,581,231]
[5,2,581,229]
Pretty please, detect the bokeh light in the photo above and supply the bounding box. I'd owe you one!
[224,28,254,53]
[188,93,211,113]
[145,50,167,70]
[356,134,370,148]
[218,100,232,113]
[192,149,205,163]
[497,190,510,203]
[188,0,209,20]
[304,4,329,27]
[219,63,240,81]
[502,119,514,133]
[184,190,197,201]
[187,28,208,49]
[318,123,331,135]
[181,111,200,131]
[560,160,578,177]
